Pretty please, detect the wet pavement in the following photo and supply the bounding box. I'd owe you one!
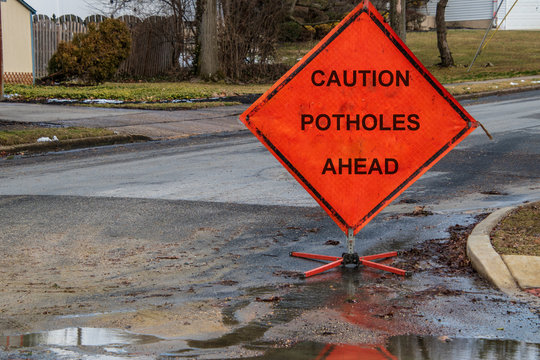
[0,197,539,359]
[1,90,540,358]
[4,331,538,359]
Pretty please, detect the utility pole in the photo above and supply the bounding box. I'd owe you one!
[0,1,4,101]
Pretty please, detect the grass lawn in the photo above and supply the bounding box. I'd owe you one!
[491,202,540,257]
[73,101,241,110]
[3,30,540,102]
[5,82,269,102]
[445,77,540,96]
[0,127,115,147]
[278,29,540,84]
[407,29,540,83]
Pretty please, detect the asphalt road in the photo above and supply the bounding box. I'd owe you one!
[1,91,539,210]
[1,90,539,359]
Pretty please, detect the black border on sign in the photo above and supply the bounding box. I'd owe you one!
[245,5,475,232]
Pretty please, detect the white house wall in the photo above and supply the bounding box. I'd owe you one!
[425,0,495,21]
[498,0,540,30]
[424,0,540,29]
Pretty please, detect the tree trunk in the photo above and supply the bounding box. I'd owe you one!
[436,0,454,67]
[287,0,298,17]
[198,0,219,79]
[390,0,406,41]
[401,0,406,43]
[170,1,185,71]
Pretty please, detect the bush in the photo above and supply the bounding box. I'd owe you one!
[279,21,313,42]
[48,41,80,77]
[48,18,131,84]
[314,22,339,39]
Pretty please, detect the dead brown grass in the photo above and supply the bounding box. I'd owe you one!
[278,30,540,84]
[491,202,540,256]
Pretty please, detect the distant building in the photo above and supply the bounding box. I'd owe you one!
[423,0,540,30]
[1,0,36,84]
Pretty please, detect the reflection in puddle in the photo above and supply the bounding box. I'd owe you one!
[168,343,397,359]
[0,327,161,349]
[314,344,397,360]
[3,327,539,359]
[171,337,540,359]
[387,335,540,360]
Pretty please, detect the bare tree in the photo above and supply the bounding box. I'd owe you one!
[96,0,197,72]
[436,0,454,67]
[219,0,287,80]
[99,0,220,78]
[197,0,219,78]
[389,0,406,41]
[92,0,289,81]
[287,0,298,17]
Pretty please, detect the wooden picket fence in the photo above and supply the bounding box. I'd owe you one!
[33,15,88,78]
[32,14,192,79]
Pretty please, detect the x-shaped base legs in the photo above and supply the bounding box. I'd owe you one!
[290,251,410,278]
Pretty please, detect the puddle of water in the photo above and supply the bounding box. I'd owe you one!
[164,342,394,359]
[48,348,129,360]
[56,309,134,319]
[199,337,539,359]
[0,327,162,349]
[387,335,540,360]
[187,323,268,350]
[234,302,274,324]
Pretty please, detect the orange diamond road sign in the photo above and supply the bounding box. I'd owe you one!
[240,1,478,235]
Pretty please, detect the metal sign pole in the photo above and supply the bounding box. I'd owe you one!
[342,228,360,267]
[347,228,355,255]
[467,0,505,72]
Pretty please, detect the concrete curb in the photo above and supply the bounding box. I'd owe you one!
[0,134,151,155]
[453,84,540,101]
[467,207,521,295]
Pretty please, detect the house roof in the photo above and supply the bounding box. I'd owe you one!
[14,0,37,14]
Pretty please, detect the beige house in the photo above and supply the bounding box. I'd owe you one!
[1,0,36,84]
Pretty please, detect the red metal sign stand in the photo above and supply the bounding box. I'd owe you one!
[290,228,410,278]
